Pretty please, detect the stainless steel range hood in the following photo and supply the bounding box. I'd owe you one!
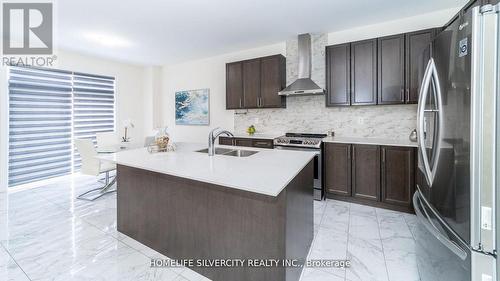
[279,33,324,96]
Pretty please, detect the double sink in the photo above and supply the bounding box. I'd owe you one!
[195,148,258,157]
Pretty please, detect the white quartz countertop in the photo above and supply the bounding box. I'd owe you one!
[323,136,418,147]
[97,142,316,197]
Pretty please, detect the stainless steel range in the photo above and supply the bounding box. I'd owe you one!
[274,133,326,200]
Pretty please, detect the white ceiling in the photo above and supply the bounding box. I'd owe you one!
[57,0,466,66]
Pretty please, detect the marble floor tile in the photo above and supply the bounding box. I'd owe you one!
[0,176,422,281]
[345,236,389,281]
[0,245,30,281]
[300,267,344,281]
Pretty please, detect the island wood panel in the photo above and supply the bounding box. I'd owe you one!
[117,162,313,281]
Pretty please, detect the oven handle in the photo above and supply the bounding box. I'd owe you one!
[274,145,321,154]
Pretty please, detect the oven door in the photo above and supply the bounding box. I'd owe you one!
[274,145,322,200]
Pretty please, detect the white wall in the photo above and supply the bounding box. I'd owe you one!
[161,43,285,142]
[143,66,163,135]
[54,50,148,142]
[327,7,459,45]
[159,7,461,142]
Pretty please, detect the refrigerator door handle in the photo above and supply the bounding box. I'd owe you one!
[417,58,443,186]
[417,59,434,186]
[429,69,444,183]
[413,191,468,261]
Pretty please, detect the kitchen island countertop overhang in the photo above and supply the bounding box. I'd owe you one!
[97,142,317,197]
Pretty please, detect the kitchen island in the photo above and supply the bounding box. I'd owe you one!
[98,142,315,281]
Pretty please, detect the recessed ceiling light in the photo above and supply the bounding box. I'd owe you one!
[83,32,132,48]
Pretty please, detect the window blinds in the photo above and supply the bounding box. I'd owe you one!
[72,72,115,170]
[7,67,115,187]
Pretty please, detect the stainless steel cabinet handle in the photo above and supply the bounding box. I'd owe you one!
[406,88,409,102]
[239,98,242,108]
[400,88,404,102]
[382,148,386,162]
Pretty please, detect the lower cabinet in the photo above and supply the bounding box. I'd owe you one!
[324,143,351,196]
[352,144,380,201]
[219,137,274,149]
[324,142,416,212]
[381,146,415,207]
[219,136,234,146]
[234,138,253,148]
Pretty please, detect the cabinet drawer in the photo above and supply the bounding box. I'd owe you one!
[219,136,234,146]
[234,138,253,147]
[252,139,273,149]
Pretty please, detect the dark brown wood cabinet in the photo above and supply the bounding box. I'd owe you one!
[219,137,273,149]
[233,138,253,147]
[242,59,260,108]
[326,44,351,106]
[351,39,377,105]
[226,55,285,109]
[405,29,435,103]
[326,28,436,107]
[324,143,351,196]
[219,136,234,146]
[324,142,417,213]
[378,34,405,104]
[226,62,243,109]
[352,144,380,201]
[251,139,274,149]
[260,55,286,108]
[381,146,415,207]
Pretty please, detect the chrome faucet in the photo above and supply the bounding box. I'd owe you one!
[208,127,234,156]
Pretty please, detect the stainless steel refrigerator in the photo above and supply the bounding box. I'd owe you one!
[413,3,499,281]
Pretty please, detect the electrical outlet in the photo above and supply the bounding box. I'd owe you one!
[481,206,492,230]
[358,117,364,125]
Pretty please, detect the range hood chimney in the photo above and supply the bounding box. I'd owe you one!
[278,33,324,96]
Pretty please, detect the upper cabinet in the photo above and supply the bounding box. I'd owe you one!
[226,62,243,109]
[351,39,378,105]
[405,29,436,104]
[326,28,436,106]
[326,44,350,106]
[260,55,286,108]
[242,59,261,108]
[226,54,286,110]
[378,34,405,104]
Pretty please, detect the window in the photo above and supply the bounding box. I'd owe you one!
[72,73,115,170]
[7,66,115,187]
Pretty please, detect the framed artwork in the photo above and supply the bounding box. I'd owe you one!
[175,88,209,125]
